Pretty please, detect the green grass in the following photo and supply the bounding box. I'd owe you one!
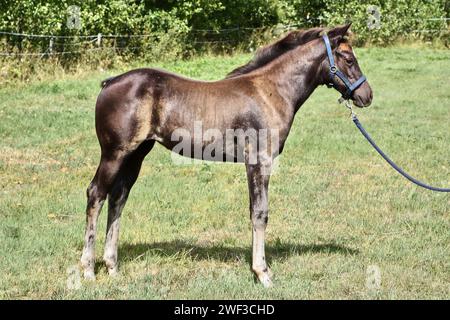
[0,47,449,299]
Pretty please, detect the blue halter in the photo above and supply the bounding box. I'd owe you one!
[322,34,367,100]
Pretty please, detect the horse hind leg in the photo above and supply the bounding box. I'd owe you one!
[80,149,127,280]
[103,140,155,276]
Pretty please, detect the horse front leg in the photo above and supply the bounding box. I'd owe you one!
[245,160,272,288]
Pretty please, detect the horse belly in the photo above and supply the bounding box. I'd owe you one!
[159,128,245,163]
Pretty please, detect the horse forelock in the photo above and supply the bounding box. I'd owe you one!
[226,27,325,78]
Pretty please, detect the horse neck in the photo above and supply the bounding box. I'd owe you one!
[267,39,327,112]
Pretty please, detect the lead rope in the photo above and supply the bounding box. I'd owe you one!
[341,100,450,192]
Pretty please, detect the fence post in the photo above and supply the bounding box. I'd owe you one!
[97,33,102,47]
[49,37,54,55]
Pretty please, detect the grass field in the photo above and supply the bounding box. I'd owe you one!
[0,47,449,299]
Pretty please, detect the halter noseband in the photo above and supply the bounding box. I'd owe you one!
[322,34,366,100]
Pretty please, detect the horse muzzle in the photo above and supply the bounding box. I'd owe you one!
[352,82,373,108]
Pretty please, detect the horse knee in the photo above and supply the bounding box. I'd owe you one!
[251,209,268,229]
[86,182,106,209]
[86,182,94,199]
[108,180,127,203]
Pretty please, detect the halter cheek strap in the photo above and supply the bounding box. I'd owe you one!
[323,34,366,100]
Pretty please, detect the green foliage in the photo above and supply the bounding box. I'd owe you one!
[0,0,448,61]
[323,0,448,45]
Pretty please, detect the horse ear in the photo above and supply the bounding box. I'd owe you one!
[327,23,352,41]
[327,23,352,48]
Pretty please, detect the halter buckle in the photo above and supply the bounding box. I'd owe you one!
[330,66,337,74]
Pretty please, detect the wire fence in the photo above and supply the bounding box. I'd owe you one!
[1,17,448,58]
[0,23,308,40]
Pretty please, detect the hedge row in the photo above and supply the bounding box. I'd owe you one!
[0,0,448,59]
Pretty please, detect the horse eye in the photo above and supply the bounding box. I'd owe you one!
[345,57,354,65]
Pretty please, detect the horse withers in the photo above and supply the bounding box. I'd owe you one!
[80,24,372,287]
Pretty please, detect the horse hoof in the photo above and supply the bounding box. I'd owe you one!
[258,273,273,288]
[83,270,96,281]
[107,267,119,277]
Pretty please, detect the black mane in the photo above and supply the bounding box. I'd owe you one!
[226,27,325,78]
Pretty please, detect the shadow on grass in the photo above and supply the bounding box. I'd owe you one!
[118,240,359,265]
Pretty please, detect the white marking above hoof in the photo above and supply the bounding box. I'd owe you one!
[83,270,96,281]
[259,273,273,288]
[107,267,119,277]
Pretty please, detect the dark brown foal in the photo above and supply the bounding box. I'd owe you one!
[81,24,372,287]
